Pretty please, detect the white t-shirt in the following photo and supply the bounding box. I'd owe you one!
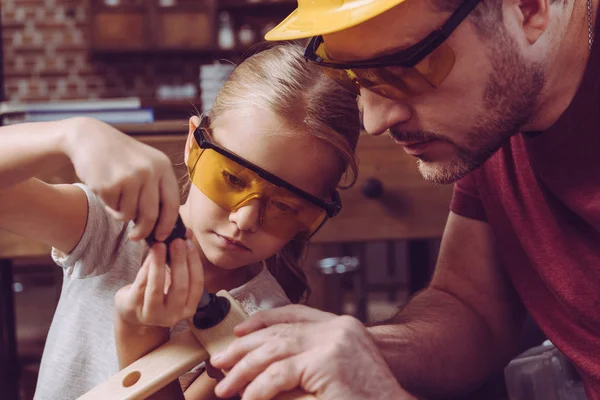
[34,184,291,400]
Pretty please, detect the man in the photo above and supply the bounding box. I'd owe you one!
[209,0,600,398]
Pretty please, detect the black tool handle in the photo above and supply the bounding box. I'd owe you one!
[145,214,187,263]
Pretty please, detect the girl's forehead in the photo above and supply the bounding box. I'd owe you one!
[211,109,335,198]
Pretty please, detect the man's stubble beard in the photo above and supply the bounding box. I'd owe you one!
[418,28,545,184]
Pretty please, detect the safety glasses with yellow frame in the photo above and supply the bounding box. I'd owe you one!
[303,0,482,100]
[187,117,342,240]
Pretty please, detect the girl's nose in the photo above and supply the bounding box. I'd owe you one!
[229,198,261,233]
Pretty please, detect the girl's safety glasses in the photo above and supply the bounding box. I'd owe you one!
[187,117,342,240]
[303,0,481,100]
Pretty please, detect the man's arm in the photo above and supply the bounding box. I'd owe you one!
[369,212,526,398]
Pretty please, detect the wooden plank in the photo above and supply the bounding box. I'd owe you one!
[113,120,189,135]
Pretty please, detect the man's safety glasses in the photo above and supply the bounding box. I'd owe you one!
[303,0,482,100]
[187,118,342,240]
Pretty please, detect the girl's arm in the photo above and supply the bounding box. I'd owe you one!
[114,321,223,400]
[114,316,185,400]
[0,179,88,255]
[115,322,221,400]
[0,119,87,253]
[0,117,181,253]
[114,238,204,400]
[0,120,73,190]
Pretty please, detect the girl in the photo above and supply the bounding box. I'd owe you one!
[0,44,359,399]
[113,44,361,399]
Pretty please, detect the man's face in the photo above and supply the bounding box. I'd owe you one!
[322,0,544,184]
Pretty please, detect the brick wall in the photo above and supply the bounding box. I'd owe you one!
[1,0,210,101]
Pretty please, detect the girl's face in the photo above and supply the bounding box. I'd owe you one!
[184,110,336,270]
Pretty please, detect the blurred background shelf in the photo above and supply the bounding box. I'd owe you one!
[218,0,296,9]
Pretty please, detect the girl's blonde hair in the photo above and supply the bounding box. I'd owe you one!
[207,43,360,303]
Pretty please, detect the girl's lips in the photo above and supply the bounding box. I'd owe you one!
[214,233,251,251]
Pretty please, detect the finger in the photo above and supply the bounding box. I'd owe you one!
[129,177,160,241]
[185,227,193,240]
[114,284,135,314]
[234,305,335,336]
[153,170,180,242]
[115,256,149,320]
[143,243,167,322]
[235,356,304,400]
[214,339,300,397]
[211,324,297,370]
[125,263,149,313]
[131,259,150,292]
[116,179,143,222]
[183,239,204,317]
[165,239,189,313]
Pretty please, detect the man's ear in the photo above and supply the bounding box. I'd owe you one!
[511,0,551,44]
[185,116,201,165]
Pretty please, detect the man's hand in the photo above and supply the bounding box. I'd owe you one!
[210,305,416,400]
[63,117,180,241]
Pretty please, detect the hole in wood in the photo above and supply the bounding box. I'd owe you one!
[122,371,142,388]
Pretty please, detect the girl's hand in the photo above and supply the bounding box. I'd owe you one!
[63,117,181,242]
[115,238,204,328]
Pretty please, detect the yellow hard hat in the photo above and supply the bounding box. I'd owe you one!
[265,0,407,41]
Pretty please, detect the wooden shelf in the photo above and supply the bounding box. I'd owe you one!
[218,0,296,9]
[88,45,262,63]
[89,0,217,53]
[90,46,219,55]
[113,119,189,135]
[88,0,295,54]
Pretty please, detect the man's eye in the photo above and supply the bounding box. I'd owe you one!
[222,171,246,188]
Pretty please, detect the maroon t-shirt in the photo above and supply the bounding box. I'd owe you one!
[450,25,600,398]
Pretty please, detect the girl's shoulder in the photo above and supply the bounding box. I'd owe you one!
[52,183,145,279]
[229,267,291,316]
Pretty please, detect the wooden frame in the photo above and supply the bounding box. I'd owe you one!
[78,291,315,399]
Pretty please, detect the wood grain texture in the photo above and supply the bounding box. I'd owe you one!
[78,291,315,399]
[188,291,317,400]
[77,329,209,400]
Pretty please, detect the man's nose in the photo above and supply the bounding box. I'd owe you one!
[359,89,413,136]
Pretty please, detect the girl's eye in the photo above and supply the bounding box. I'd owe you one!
[222,171,247,188]
[271,200,298,215]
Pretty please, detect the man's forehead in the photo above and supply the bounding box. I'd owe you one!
[322,0,450,61]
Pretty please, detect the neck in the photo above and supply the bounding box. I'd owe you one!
[525,0,596,131]
[202,260,260,293]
